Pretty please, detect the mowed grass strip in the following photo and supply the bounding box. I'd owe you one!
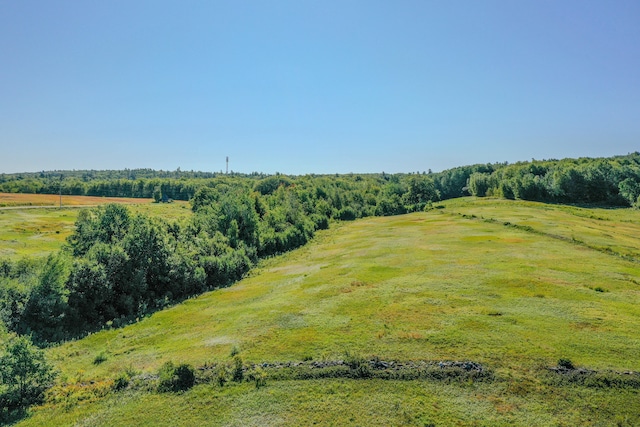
[49,208,640,384]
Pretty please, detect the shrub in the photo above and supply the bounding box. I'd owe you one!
[215,365,230,387]
[156,362,195,393]
[232,356,244,382]
[337,207,357,221]
[93,351,107,365]
[344,351,372,379]
[247,366,267,389]
[112,373,129,391]
[310,213,329,230]
[558,358,575,370]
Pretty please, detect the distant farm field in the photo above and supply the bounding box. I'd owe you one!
[12,199,640,426]
[0,194,191,258]
[0,192,154,207]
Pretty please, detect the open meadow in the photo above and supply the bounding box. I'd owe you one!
[3,198,638,426]
[0,193,190,259]
[0,193,156,208]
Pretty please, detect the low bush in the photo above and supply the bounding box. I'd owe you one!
[558,358,575,370]
[93,351,107,365]
[112,373,130,391]
[246,366,267,388]
[156,362,195,393]
[232,356,244,382]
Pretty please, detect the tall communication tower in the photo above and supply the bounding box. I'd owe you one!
[226,156,229,174]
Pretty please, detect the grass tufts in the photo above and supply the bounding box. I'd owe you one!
[92,351,107,365]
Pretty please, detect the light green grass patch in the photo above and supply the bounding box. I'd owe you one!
[0,202,191,259]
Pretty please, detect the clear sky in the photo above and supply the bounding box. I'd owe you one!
[1,1,639,174]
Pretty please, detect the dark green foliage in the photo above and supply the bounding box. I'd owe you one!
[558,358,575,369]
[0,169,237,200]
[157,362,195,393]
[152,186,162,203]
[18,254,70,344]
[112,373,130,391]
[65,257,114,332]
[254,175,292,195]
[2,153,639,207]
[93,351,107,365]
[337,207,357,221]
[467,172,491,197]
[309,213,329,230]
[67,205,131,257]
[246,366,267,388]
[618,178,640,207]
[435,164,493,199]
[464,153,640,205]
[232,356,244,382]
[344,351,372,378]
[261,359,491,383]
[0,280,30,334]
[0,334,56,416]
[214,365,230,387]
[229,346,239,357]
[402,175,440,210]
[375,194,406,216]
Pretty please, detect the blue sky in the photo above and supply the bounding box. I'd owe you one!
[1,1,638,174]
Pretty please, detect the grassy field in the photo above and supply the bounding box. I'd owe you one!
[0,193,155,207]
[0,194,191,259]
[7,198,640,425]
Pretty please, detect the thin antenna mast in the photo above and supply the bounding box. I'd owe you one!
[226,156,229,174]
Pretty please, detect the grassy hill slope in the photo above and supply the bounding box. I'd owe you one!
[17,199,640,426]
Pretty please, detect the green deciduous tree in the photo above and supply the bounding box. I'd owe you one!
[618,178,640,207]
[403,175,440,210]
[19,254,69,344]
[467,173,491,197]
[0,334,56,415]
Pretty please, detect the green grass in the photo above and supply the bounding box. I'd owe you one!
[22,380,640,427]
[9,199,640,425]
[441,197,640,262]
[0,202,191,259]
[0,208,78,258]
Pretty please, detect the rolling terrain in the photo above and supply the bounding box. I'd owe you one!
[8,198,640,426]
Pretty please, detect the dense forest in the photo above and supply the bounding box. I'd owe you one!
[2,153,640,207]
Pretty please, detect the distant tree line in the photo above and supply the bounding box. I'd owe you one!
[462,153,640,207]
[0,169,265,200]
[3,153,640,207]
